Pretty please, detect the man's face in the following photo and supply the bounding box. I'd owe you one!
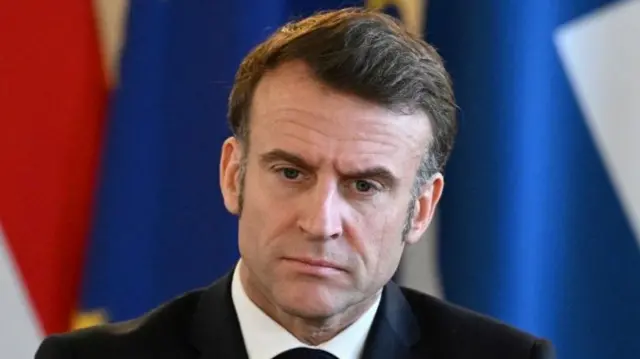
[220,61,443,320]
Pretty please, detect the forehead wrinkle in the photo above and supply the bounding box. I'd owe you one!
[278,129,403,160]
[265,113,419,152]
[267,113,335,140]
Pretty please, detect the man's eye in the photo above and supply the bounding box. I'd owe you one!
[352,180,377,193]
[279,168,301,180]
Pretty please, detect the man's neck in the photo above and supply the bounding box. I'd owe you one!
[238,262,378,345]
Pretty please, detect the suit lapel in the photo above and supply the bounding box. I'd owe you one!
[190,270,249,359]
[361,281,424,359]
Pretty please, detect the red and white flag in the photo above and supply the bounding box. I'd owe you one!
[0,1,126,356]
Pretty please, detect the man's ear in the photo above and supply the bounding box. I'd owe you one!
[404,173,444,245]
[219,137,243,215]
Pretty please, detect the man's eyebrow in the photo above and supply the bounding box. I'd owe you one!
[259,149,398,185]
[259,149,316,172]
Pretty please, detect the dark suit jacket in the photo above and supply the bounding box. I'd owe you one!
[35,271,555,359]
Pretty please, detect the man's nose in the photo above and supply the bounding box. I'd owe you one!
[297,181,344,240]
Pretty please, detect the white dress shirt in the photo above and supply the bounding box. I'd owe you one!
[231,261,381,359]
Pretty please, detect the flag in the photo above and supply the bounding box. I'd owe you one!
[0,0,108,356]
[427,0,640,358]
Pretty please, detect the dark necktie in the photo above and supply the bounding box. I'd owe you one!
[272,347,340,359]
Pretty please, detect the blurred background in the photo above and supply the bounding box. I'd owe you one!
[1,0,639,358]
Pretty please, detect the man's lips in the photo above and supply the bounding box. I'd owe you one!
[283,257,347,272]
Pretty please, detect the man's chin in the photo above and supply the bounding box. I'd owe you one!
[278,299,341,321]
[274,284,345,320]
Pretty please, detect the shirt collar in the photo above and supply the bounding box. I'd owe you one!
[231,260,381,359]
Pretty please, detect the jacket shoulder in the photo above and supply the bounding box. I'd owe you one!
[399,286,555,359]
[34,289,205,359]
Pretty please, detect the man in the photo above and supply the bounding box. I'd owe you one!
[35,7,555,359]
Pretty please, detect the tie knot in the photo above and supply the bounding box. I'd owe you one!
[273,347,339,359]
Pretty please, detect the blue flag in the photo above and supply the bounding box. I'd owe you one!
[427,0,640,358]
[78,0,363,326]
